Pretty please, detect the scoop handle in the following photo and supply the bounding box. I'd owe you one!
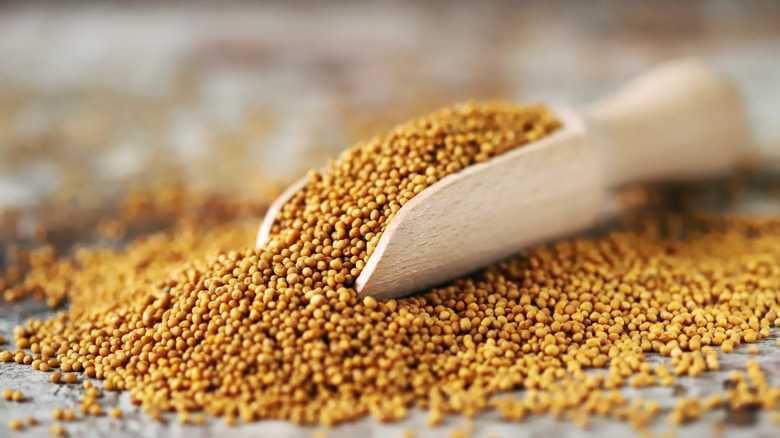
[582,59,750,188]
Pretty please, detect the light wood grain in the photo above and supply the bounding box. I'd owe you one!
[584,59,749,187]
[257,60,752,300]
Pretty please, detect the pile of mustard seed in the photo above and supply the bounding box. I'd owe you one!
[2,102,780,434]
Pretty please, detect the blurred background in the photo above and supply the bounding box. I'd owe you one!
[1,0,779,228]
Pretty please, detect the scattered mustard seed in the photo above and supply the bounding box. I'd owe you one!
[8,419,23,431]
[63,410,75,422]
[89,404,102,416]
[4,102,780,432]
[47,424,65,437]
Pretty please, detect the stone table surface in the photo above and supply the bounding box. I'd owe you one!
[2,1,780,437]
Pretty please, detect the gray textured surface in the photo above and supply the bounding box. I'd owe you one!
[2,1,780,437]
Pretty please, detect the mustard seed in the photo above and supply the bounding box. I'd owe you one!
[363,296,377,310]
[310,294,327,307]
[63,410,75,422]
[8,419,22,431]
[47,424,65,437]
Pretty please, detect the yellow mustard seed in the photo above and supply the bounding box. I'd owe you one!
[8,419,23,431]
[63,410,75,422]
[109,408,122,419]
[309,294,327,307]
[177,411,188,424]
[363,296,377,310]
[47,424,65,437]
[89,404,102,416]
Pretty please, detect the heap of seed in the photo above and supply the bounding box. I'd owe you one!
[2,102,780,432]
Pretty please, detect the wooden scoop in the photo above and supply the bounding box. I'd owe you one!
[258,59,750,300]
